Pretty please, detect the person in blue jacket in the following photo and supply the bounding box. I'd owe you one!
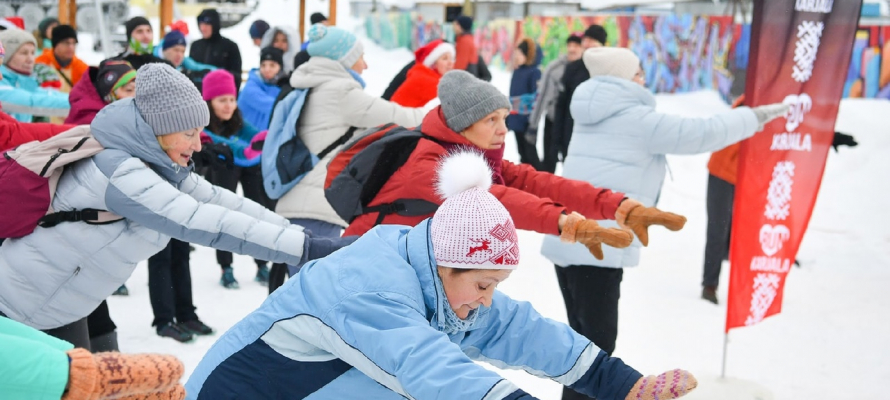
[0,29,69,122]
[185,151,699,400]
[539,48,789,392]
[239,46,284,131]
[507,37,542,169]
[201,69,276,289]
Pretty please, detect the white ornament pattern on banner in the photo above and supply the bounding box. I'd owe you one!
[792,21,824,82]
[765,161,796,220]
[746,272,782,326]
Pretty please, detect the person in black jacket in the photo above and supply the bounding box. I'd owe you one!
[382,60,414,101]
[113,17,170,70]
[191,9,243,91]
[551,25,606,163]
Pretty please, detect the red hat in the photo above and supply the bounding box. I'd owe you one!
[415,39,456,69]
[3,17,25,30]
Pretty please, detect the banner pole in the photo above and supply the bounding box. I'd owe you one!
[721,332,729,379]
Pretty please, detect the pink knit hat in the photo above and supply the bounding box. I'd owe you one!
[430,151,519,269]
[202,69,237,101]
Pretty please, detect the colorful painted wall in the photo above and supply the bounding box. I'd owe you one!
[365,12,890,100]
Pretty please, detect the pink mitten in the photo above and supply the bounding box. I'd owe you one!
[625,369,697,400]
[244,130,267,160]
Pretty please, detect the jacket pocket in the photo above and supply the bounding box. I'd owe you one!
[30,266,81,323]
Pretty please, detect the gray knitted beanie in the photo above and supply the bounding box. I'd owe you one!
[438,70,511,133]
[134,63,210,136]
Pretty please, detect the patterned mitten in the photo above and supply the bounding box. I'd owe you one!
[616,200,687,247]
[111,384,186,400]
[63,349,184,400]
[625,369,698,400]
[561,212,634,260]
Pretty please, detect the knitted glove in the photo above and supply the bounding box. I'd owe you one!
[244,130,267,160]
[63,348,184,400]
[832,131,858,152]
[112,385,185,400]
[751,103,790,131]
[194,142,234,171]
[625,369,698,400]
[616,199,687,247]
[560,212,634,260]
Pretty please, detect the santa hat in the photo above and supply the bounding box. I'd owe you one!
[431,151,519,269]
[415,39,456,69]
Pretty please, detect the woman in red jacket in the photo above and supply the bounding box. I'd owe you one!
[0,106,72,150]
[390,39,454,107]
[344,70,687,256]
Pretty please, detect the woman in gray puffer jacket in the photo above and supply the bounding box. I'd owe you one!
[0,64,352,347]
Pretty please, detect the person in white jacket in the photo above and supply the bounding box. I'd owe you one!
[540,48,786,399]
[274,25,425,238]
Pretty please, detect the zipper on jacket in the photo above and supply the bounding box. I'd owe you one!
[40,137,90,176]
[31,266,81,323]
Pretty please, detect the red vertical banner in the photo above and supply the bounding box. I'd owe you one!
[726,0,862,332]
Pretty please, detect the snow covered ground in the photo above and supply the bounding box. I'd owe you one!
[84,3,890,398]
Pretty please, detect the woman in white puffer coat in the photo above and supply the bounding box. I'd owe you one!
[539,48,787,393]
[0,64,352,348]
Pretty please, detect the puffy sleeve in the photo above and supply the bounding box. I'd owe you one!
[341,84,425,129]
[642,107,759,155]
[461,291,643,400]
[102,157,308,265]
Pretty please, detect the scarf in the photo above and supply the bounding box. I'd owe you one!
[347,68,366,89]
[433,269,479,335]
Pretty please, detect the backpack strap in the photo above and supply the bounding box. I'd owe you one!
[363,198,439,226]
[37,209,124,228]
[318,126,359,160]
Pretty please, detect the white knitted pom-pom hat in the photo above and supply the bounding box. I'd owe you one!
[430,151,519,269]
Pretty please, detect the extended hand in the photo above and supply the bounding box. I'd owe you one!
[617,200,687,246]
[625,369,697,400]
[560,212,634,260]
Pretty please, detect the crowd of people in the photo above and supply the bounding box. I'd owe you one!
[0,10,835,400]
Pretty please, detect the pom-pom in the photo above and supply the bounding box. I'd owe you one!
[308,24,327,43]
[435,151,493,200]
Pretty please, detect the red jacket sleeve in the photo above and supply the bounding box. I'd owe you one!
[454,35,476,71]
[0,111,75,151]
[501,160,626,223]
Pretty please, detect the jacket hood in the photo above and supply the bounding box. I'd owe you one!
[65,66,106,125]
[259,26,299,72]
[197,9,221,37]
[403,219,489,332]
[289,56,357,90]
[572,76,655,126]
[420,107,477,147]
[90,97,192,183]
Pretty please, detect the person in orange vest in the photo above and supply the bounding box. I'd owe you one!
[35,25,88,94]
[701,95,859,304]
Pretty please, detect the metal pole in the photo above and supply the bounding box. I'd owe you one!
[93,0,112,59]
[720,332,729,379]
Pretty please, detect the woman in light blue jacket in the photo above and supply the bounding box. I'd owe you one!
[0,64,351,348]
[540,47,788,368]
[0,29,69,122]
[186,152,699,400]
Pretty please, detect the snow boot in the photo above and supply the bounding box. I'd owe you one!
[220,266,239,289]
[156,322,194,343]
[90,330,120,352]
[701,286,718,305]
[178,319,214,336]
[112,284,129,296]
[255,264,270,286]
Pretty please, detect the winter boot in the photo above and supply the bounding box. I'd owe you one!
[112,284,129,296]
[90,330,120,352]
[156,322,194,343]
[255,264,270,286]
[178,319,214,336]
[701,286,718,305]
[220,266,239,289]
[62,348,184,400]
[625,369,697,400]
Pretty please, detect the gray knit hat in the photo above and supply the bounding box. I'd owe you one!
[582,47,641,81]
[0,29,37,66]
[438,70,511,133]
[134,63,210,136]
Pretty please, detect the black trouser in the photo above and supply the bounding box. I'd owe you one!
[513,129,542,170]
[148,239,198,327]
[541,117,559,173]
[702,174,735,288]
[555,265,623,400]
[205,164,274,269]
[44,317,91,349]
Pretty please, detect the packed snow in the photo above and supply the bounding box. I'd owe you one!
[62,2,890,398]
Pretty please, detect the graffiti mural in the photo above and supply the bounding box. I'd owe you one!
[365,11,890,99]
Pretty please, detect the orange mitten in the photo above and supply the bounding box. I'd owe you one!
[63,349,184,400]
[625,369,698,400]
[560,212,633,260]
[616,200,687,247]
